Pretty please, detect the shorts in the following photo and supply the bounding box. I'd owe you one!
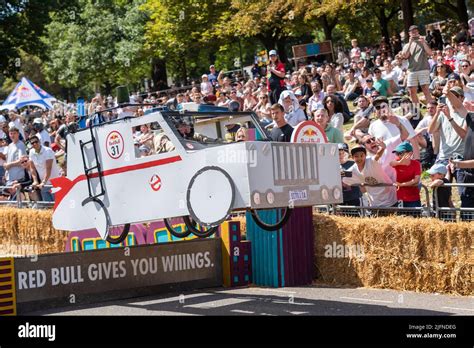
[407,70,430,87]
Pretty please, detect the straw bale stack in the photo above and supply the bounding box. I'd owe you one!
[313,214,473,295]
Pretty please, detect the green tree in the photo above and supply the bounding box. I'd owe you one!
[0,0,77,76]
[143,0,231,84]
[43,0,149,99]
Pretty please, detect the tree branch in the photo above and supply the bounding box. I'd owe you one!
[435,0,458,13]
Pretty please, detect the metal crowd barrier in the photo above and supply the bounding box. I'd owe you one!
[0,185,54,209]
[433,183,474,222]
[315,182,474,222]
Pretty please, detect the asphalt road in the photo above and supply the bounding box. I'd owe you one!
[23,284,474,316]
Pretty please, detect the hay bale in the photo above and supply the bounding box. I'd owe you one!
[313,213,473,295]
[0,208,66,256]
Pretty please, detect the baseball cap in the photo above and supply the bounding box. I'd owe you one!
[448,73,460,81]
[338,143,349,153]
[392,141,413,153]
[427,163,448,176]
[33,117,43,124]
[372,96,389,106]
[366,78,373,82]
[201,74,208,78]
[450,86,464,98]
[409,25,418,31]
[350,146,366,156]
[444,45,453,50]
[294,89,303,96]
[209,64,215,69]
[269,50,277,56]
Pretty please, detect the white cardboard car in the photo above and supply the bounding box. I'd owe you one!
[51,107,342,243]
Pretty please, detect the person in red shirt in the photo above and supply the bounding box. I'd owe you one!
[443,45,457,72]
[267,50,286,105]
[390,141,422,208]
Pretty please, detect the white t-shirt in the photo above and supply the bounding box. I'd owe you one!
[284,109,306,127]
[200,81,213,96]
[350,47,361,60]
[369,117,415,140]
[308,92,325,113]
[343,157,397,207]
[0,146,7,166]
[368,116,420,160]
[37,129,51,146]
[368,136,401,183]
[382,69,398,83]
[29,146,60,184]
[415,114,433,139]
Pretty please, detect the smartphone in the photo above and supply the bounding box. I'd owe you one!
[439,96,446,104]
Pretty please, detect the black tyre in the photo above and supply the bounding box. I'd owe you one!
[164,217,192,238]
[106,224,131,244]
[250,208,292,231]
[183,216,218,238]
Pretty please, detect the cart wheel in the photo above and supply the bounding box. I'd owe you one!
[183,216,218,238]
[250,208,292,231]
[106,224,131,244]
[164,217,192,239]
[187,166,235,227]
[82,197,110,240]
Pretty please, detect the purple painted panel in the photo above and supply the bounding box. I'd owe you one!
[282,207,314,286]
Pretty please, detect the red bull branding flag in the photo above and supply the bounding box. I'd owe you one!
[0,77,56,111]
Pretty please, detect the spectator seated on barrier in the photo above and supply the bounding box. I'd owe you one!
[342,145,398,208]
[6,156,41,202]
[0,136,8,185]
[3,126,26,190]
[389,141,422,208]
[339,143,362,206]
[427,163,454,220]
[28,135,61,202]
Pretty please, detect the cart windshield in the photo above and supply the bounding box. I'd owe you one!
[162,111,269,151]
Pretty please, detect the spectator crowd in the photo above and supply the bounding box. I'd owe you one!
[1,21,473,217]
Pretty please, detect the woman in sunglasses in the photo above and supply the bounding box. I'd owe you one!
[323,95,344,133]
[458,60,473,86]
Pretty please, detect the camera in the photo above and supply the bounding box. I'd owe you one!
[438,96,446,104]
[341,170,353,178]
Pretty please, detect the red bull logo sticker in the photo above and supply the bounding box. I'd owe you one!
[149,174,162,191]
[106,131,124,159]
[291,121,327,144]
[17,85,32,99]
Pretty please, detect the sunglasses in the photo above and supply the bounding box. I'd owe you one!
[364,138,375,145]
[395,151,405,156]
[374,103,388,110]
[461,65,469,68]
[20,160,28,164]
[30,140,39,145]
